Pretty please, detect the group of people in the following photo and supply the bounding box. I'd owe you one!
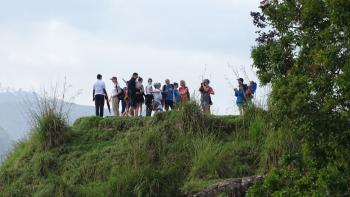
[234,78,257,115]
[93,73,256,117]
[93,73,216,117]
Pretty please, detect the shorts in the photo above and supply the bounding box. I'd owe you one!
[237,102,245,108]
[165,100,174,109]
[129,96,137,108]
[136,94,144,104]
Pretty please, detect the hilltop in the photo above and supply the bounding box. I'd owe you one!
[0,90,95,160]
[0,103,267,196]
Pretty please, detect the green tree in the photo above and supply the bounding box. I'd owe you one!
[250,0,350,195]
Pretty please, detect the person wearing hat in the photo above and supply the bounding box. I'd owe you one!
[93,74,108,117]
[110,76,122,116]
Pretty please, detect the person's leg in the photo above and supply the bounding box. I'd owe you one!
[121,99,126,114]
[95,97,99,116]
[169,101,174,110]
[100,95,105,117]
[139,103,143,116]
[112,97,118,116]
[165,100,169,111]
[135,103,140,116]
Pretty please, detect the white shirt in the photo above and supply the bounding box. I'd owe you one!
[111,83,121,97]
[152,89,162,103]
[93,79,106,96]
[145,84,153,95]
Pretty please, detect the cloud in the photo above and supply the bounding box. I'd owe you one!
[0,0,265,115]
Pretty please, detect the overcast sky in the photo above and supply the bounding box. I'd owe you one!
[0,0,266,115]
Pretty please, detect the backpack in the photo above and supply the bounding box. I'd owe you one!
[118,88,125,100]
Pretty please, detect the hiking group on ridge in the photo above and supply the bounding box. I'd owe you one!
[93,73,256,117]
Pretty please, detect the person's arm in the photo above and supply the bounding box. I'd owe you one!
[93,90,95,101]
[210,87,215,95]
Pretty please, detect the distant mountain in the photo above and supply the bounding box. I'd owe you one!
[0,90,95,161]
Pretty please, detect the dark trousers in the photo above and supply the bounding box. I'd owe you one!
[145,95,153,116]
[95,94,105,117]
[119,99,126,113]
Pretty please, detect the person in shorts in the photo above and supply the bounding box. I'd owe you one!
[235,84,246,116]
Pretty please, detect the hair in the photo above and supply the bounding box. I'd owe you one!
[97,74,102,79]
[154,83,161,89]
[132,72,138,77]
[180,80,186,86]
[173,82,179,87]
[148,78,153,82]
[204,79,210,84]
[138,77,143,82]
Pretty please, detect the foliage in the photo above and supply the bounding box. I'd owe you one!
[249,0,350,195]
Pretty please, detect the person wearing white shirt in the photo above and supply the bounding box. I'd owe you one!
[110,76,122,116]
[93,74,108,117]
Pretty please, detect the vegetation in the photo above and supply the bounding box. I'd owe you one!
[248,0,350,196]
[0,102,271,196]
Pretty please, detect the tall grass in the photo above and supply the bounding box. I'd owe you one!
[25,81,75,149]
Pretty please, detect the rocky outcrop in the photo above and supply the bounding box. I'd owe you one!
[190,176,264,197]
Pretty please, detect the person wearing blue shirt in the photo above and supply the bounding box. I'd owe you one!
[173,82,181,107]
[234,84,246,116]
[162,79,174,111]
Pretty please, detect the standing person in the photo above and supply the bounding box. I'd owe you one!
[109,76,122,116]
[179,80,190,103]
[235,84,246,116]
[199,79,215,114]
[162,79,174,111]
[127,73,138,116]
[152,83,163,113]
[135,77,145,116]
[93,74,108,117]
[145,78,154,116]
[173,82,181,107]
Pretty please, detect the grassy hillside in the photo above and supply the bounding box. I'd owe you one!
[0,103,268,196]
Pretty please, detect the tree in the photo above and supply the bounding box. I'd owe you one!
[250,0,350,195]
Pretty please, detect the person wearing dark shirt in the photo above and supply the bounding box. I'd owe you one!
[128,72,138,116]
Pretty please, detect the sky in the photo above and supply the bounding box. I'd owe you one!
[0,0,267,115]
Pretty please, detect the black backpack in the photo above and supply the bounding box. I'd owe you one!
[118,88,125,100]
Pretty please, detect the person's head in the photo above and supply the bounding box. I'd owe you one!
[165,79,170,85]
[238,78,244,85]
[173,82,179,89]
[138,77,143,83]
[203,79,210,86]
[154,83,161,89]
[123,87,127,91]
[132,72,138,79]
[180,80,186,87]
[97,74,102,80]
[249,81,254,86]
[110,76,117,84]
[148,78,153,85]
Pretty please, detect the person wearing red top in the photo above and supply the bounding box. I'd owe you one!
[179,80,190,102]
